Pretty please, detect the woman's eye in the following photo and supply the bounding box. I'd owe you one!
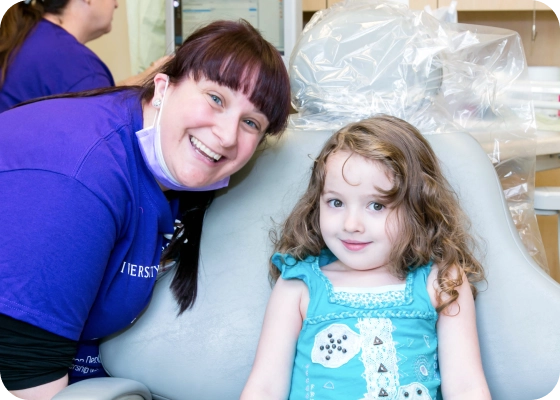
[327,199,343,208]
[368,202,384,211]
[244,119,258,130]
[209,94,222,106]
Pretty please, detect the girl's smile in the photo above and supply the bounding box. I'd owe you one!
[340,239,372,252]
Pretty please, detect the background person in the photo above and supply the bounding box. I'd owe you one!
[0,0,166,113]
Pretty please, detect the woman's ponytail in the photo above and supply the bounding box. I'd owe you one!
[161,190,216,315]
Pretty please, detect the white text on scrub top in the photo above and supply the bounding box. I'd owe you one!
[120,262,159,278]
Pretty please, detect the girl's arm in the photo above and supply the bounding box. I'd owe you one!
[428,266,492,400]
[241,277,306,400]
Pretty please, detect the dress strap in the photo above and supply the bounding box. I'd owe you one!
[408,261,437,313]
[271,252,330,318]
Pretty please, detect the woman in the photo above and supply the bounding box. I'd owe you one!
[0,19,290,399]
[0,0,164,113]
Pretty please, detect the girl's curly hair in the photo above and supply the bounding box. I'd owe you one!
[271,115,485,314]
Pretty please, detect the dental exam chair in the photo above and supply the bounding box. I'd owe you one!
[52,1,560,398]
[53,128,560,400]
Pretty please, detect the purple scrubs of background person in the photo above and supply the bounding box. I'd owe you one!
[0,19,114,113]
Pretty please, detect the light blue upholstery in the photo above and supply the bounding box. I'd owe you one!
[53,130,560,400]
[52,377,150,400]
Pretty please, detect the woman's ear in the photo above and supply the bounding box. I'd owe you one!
[153,73,170,99]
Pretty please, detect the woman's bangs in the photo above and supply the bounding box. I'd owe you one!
[192,46,289,134]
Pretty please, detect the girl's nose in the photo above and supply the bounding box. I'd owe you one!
[343,209,364,233]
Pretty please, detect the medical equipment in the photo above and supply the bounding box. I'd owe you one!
[127,0,302,77]
[289,0,546,271]
[164,0,302,64]
[53,129,560,400]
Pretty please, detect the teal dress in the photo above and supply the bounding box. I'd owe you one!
[272,250,441,400]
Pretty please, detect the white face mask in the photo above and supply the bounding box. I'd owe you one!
[135,77,230,191]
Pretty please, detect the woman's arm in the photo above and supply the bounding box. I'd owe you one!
[240,277,306,400]
[0,171,119,397]
[10,375,68,400]
[428,267,491,400]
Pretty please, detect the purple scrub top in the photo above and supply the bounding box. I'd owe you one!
[0,90,175,381]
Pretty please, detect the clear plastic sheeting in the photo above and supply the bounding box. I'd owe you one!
[289,0,547,271]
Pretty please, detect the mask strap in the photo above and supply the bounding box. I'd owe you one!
[151,77,169,128]
[153,76,181,186]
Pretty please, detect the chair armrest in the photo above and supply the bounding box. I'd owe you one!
[52,377,151,400]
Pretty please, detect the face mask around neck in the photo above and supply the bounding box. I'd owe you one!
[135,77,230,192]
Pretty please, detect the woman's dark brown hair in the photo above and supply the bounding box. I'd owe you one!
[0,0,70,86]
[272,115,485,314]
[156,20,290,314]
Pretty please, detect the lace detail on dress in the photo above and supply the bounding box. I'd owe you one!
[332,289,406,308]
[356,318,400,399]
[311,260,415,310]
[333,284,406,294]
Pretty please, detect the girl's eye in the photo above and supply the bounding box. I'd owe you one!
[368,202,384,211]
[327,199,343,208]
[209,94,222,106]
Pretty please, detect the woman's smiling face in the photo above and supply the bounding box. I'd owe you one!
[153,73,269,189]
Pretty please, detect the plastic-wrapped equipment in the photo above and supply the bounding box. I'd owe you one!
[424,0,458,24]
[289,0,546,271]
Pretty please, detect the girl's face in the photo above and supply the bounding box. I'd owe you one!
[319,150,400,273]
[153,74,269,188]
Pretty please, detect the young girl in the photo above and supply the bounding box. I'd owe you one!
[241,115,491,400]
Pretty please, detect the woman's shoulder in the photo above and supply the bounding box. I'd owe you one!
[22,19,83,59]
[0,92,150,230]
[0,90,139,136]
[0,91,142,185]
[18,19,114,88]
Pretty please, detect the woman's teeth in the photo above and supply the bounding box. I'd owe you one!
[190,137,222,161]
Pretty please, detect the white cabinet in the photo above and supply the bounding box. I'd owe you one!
[326,0,438,8]
[438,0,550,11]
[303,0,327,12]
[306,0,551,11]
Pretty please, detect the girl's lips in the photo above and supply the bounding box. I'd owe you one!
[341,240,371,251]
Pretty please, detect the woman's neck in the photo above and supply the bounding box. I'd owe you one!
[43,12,90,44]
